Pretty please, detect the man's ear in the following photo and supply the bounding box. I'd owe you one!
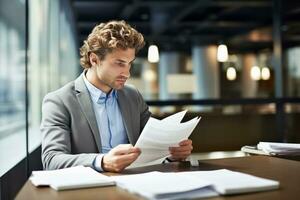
[89,53,100,66]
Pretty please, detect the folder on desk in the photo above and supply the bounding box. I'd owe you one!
[112,169,279,200]
[30,166,114,191]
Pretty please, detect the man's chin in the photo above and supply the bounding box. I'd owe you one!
[113,84,125,90]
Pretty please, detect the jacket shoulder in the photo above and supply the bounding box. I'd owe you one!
[121,84,141,98]
[43,81,75,101]
[123,84,138,93]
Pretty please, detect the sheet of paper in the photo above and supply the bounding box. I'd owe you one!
[181,169,279,195]
[30,166,115,190]
[155,187,218,200]
[128,111,201,168]
[161,110,187,124]
[30,166,87,186]
[257,142,300,155]
[241,145,271,155]
[112,169,279,199]
[112,171,216,199]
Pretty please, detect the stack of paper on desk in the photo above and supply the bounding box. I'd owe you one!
[30,166,114,190]
[257,142,300,155]
[112,169,279,200]
[241,145,271,155]
[129,110,201,168]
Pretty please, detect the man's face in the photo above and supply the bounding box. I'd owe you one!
[96,48,135,90]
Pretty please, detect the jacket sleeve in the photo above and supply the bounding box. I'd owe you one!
[40,93,98,170]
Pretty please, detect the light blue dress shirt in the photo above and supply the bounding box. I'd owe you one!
[83,74,129,171]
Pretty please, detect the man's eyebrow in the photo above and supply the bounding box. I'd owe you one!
[116,58,136,63]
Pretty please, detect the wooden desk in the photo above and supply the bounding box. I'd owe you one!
[15,156,300,200]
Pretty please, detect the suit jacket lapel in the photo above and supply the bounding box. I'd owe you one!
[74,73,102,152]
[117,90,134,144]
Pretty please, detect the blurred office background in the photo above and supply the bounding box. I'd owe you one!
[1,0,300,199]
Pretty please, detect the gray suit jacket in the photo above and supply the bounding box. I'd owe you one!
[41,72,151,170]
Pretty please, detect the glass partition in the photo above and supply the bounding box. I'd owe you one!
[0,0,79,177]
[0,0,26,176]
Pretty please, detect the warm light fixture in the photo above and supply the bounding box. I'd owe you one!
[261,67,270,80]
[147,45,159,63]
[251,65,261,80]
[143,68,157,82]
[217,44,228,62]
[226,67,237,81]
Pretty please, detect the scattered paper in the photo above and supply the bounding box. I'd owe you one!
[128,110,201,168]
[112,171,217,199]
[30,166,114,190]
[112,169,279,200]
[257,142,300,155]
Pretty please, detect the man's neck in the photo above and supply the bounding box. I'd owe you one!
[85,69,112,94]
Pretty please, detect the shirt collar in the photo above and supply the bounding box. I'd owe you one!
[82,71,118,104]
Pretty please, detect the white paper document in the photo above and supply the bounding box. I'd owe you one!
[257,142,300,155]
[30,166,114,190]
[128,110,201,168]
[181,169,279,195]
[112,169,279,200]
[112,171,217,200]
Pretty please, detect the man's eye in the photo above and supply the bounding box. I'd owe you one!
[116,62,124,66]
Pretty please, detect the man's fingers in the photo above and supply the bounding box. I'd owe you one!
[168,139,193,162]
[114,152,140,164]
[179,139,192,146]
[118,153,140,166]
[169,145,193,152]
[111,152,140,169]
[170,150,192,157]
[103,144,142,172]
[103,151,141,172]
[111,144,140,155]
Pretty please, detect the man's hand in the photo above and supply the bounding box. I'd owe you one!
[169,139,193,161]
[102,144,141,172]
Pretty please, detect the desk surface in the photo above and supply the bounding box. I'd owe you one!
[16,156,300,200]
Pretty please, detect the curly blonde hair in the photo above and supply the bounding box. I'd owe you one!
[79,20,145,68]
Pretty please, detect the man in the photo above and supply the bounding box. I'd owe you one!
[41,20,193,172]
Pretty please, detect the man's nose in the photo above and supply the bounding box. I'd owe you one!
[123,66,131,78]
[124,71,130,78]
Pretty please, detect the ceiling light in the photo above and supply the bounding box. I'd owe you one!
[226,67,237,81]
[251,65,261,80]
[143,69,157,82]
[217,44,228,62]
[261,67,270,80]
[148,45,159,63]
